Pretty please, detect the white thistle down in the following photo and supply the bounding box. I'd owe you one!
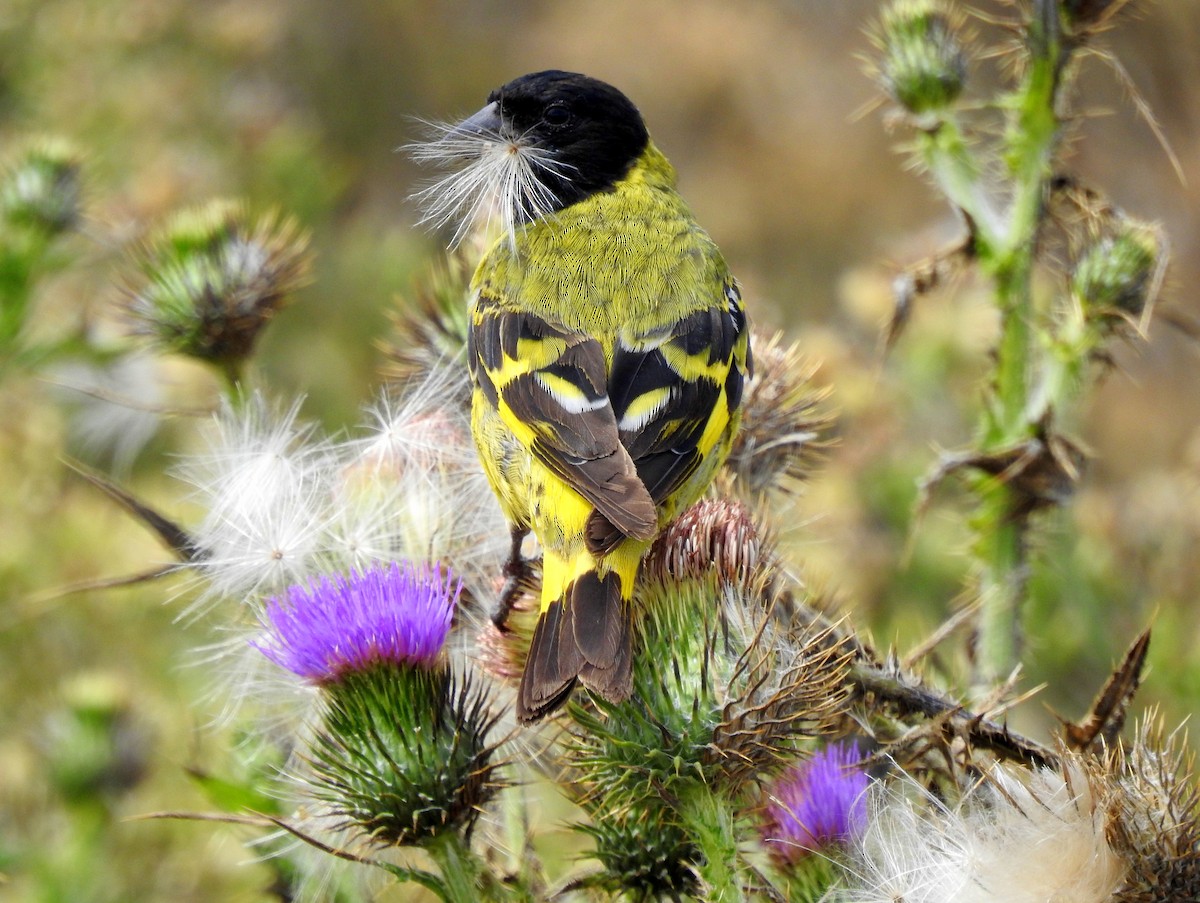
[408,118,577,249]
[53,352,168,475]
[178,363,508,693]
[339,361,509,599]
[831,757,1126,903]
[179,396,334,613]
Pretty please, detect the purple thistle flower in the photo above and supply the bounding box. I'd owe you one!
[761,742,869,863]
[254,561,460,683]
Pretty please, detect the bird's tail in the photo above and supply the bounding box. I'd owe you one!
[517,546,640,722]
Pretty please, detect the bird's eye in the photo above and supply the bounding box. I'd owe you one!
[543,104,571,127]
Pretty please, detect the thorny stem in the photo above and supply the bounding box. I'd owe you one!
[787,595,1057,768]
[973,3,1070,693]
[850,662,1056,769]
[680,785,746,903]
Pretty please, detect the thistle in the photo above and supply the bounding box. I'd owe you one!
[255,562,504,855]
[0,137,84,349]
[723,331,831,499]
[760,742,869,865]
[1107,717,1200,902]
[564,531,852,898]
[0,137,83,237]
[577,807,701,902]
[1071,220,1163,324]
[382,251,474,395]
[123,199,310,384]
[874,0,968,118]
[255,562,458,683]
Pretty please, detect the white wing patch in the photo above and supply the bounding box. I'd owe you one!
[535,372,610,414]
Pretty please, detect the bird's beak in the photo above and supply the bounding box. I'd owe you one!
[449,101,503,140]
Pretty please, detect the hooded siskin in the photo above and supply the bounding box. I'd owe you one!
[424,70,751,720]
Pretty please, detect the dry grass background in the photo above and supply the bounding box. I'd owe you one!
[2,1,1199,899]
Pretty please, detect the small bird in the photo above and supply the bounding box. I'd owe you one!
[415,70,751,720]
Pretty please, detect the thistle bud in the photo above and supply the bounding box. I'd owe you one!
[255,562,504,847]
[1071,221,1162,319]
[644,496,768,592]
[875,0,968,116]
[0,137,83,236]
[579,810,700,901]
[124,200,310,371]
[760,742,869,865]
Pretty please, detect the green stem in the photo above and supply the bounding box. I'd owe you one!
[918,114,997,255]
[426,831,488,903]
[496,784,540,901]
[680,785,744,903]
[969,4,1071,690]
[217,357,247,407]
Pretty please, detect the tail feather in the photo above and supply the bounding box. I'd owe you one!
[517,570,633,722]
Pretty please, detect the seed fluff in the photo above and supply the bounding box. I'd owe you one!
[408,119,577,249]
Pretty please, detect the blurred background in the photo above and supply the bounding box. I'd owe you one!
[1,0,1198,899]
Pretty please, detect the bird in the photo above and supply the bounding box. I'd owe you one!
[414,70,751,721]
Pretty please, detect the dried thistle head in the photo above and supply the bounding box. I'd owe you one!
[1106,715,1200,902]
[724,330,832,499]
[0,136,83,236]
[381,249,473,392]
[124,199,311,372]
[643,495,771,594]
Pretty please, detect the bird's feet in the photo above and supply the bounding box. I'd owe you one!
[492,527,533,631]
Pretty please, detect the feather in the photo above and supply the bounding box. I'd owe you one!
[426,71,752,721]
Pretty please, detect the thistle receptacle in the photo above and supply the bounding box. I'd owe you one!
[255,562,504,848]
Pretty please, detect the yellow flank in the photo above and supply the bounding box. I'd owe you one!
[697,397,732,459]
[454,71,752,718]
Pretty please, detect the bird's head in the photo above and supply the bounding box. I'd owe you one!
[410,70,650,247]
